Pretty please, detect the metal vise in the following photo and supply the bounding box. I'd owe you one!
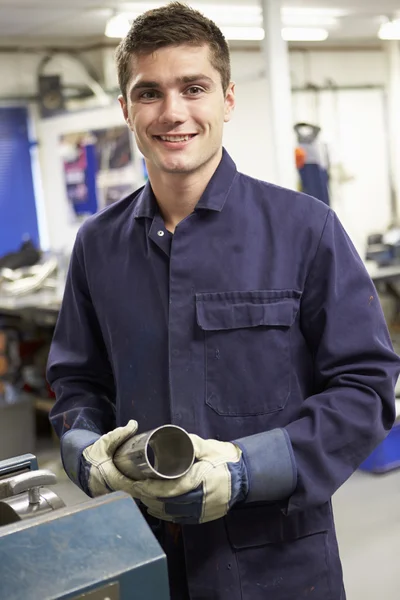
[0,453,170,600]
[0,454,65,525]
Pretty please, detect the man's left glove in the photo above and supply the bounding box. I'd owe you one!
[130,434,249,524]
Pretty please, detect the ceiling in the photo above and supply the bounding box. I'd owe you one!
[0,0,399,47]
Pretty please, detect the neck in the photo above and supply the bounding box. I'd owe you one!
[147,149,222,233]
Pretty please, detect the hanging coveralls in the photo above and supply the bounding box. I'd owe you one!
[295,122,331,206]
[47,149,400,600]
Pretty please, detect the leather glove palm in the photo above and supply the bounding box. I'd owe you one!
[81,420,139,497]
[130,434,249,524]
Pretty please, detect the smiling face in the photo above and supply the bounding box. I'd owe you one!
[119,44,235,179]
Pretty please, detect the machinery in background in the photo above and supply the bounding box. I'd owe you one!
[0,327,37,461]
[0,243,69,462]
[0,236,69,300]
[362,228,400,474]
[365,229,400,267]
[364,228,400,328]
[0,453,170,600]
[0,239,41,271]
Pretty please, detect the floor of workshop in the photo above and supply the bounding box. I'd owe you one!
[36,435,400,600]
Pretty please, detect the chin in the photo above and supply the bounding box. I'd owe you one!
[160,160,193,174]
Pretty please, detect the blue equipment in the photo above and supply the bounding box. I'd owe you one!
[0,454,170,600]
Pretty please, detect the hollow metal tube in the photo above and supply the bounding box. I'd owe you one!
[113,424,195,480]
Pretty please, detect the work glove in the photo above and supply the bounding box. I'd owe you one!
[129,434,249,524]
[81,419,139,497]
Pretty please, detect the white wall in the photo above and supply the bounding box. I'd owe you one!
[289,50,392,256]
[295,88,391,254]
[289,49,387,88]
[224,51,276,182]
[226,50,392,256]
[0,46,393,255]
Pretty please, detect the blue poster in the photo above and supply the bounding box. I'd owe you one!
[60,126,138,218]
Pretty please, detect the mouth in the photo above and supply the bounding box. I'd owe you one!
[153,134,198,144]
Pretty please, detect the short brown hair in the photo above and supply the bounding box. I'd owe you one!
[115,2,231,101]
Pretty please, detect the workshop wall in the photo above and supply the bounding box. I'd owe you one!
[37,103,141,251]
[227,49,391,256]
[288,49,390,254]
[0,47,392,256]
[0,48,386,99]
[0,50,104,100]
[289,49,387,88]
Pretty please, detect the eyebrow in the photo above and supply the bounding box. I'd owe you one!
[130,74,215,95]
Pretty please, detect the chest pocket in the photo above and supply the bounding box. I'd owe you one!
[196,290,301,417]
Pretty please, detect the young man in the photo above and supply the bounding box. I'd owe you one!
[47,3,400,599]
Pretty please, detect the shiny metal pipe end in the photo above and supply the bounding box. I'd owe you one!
[114,424,195,481]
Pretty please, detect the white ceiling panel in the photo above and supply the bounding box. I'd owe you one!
[26,10,111,37]
[0,0,398,43]
[0,8,83,36]
[283,0,399,10]
[0,0,111,7]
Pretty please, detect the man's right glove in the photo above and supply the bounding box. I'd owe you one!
[74,420,139,497]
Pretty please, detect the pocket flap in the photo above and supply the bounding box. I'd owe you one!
[196,290,301,331]
[225,503,330,548]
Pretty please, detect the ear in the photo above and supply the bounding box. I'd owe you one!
[224,82,235,123]
[118,94,132,129]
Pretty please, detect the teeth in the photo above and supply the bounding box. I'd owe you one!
[160,135,192,142]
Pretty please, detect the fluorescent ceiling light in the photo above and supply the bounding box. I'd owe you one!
[105,13,131,38]
[113,4,345,26]
[281,8,348,18]
[125,5,261,27]
[221,27,265,41]
[282,16,338,27]
[105,6,333,41]
[122,3,261,17]
[281,27,329,41]
[221,27,329,42]
[120,4,347,17]
[193,4,260,18]
[378,19,400,40]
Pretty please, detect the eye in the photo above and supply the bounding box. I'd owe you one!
[186,86,204,96]
[140,90,160,101]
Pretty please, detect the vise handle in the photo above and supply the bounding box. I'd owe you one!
[8,470,57,505]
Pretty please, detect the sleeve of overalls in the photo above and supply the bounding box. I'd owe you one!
[46,230,116,485]
[235,209,400,510]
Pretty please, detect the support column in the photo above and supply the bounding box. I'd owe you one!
[260,0,297,190]
[385,40,400,225]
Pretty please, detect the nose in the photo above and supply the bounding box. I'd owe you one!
[158,92,187,126]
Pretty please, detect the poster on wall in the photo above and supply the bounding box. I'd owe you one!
[60,126,140,219]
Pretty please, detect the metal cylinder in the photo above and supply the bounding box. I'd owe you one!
[113,425,195,480]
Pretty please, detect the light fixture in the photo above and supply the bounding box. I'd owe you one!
[221,26,265,41]
[281,8,348,19]
[281,27,329,41]
[378,19,400,40]
[282,15,338,27]
[104,6,332,42]
[105,13,131,38]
